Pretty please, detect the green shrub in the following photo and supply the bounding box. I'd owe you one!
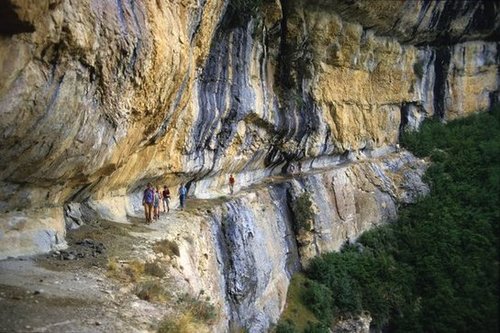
[275,319,299,333]
[400,118,445,157]
[177,292,217,325]
[157,313,201,333]
[279,273,322,332]
[134,280,169,303]
[292,192,315,233]
[300,106,500,332]
[304,322,330,333]
[157,292,217,333]
[302,279,332,323]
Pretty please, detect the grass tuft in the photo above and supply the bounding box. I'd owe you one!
[153,239,180,257]
[144,261,165,278]
[292,192,315,233]
[134,279,169,303]
[277,273,321,332]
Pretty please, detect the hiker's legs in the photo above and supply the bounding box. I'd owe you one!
[148,204,153,222]
[166,198,170,212]
[144,204,149,221]
[144,204,152,222]
[179,195,185,209]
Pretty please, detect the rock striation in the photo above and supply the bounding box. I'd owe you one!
[160,151,427,332]
[0,0,498,329]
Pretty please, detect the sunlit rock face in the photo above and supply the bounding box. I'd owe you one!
[306,0,499,45]
[170,151,427,332]
[0,0,227,256]
[0,0,497,330]
[0,0,497,281]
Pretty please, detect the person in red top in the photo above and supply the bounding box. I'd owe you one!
[162,185,171,213]
[229,174,235,195]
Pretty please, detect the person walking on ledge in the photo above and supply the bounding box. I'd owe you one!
[142,183,154,223]
[153,187,161,220]
[178,184,187,210]
[162,185,171,213]
[229,174,235,195]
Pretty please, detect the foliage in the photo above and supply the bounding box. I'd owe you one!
[301,106,500,332]
[279,273,321,332]
[134,279,169,303]
[107,257,145,282]
[275,319,299,333]
[400,117,446,157]
[303,322,330,333]
[292,192,315,233]
[176,291,218,325]
[125,259,145,282]
[302,279,333,323]
[157,313,198,333]
[158,291,218,333]
[157,318,180,333]
[144,261,165,278]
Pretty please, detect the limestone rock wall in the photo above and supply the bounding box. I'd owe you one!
[166,152,427,332]
[0,0,498,272]
[305,0,500,45]
[1,1,496,331]
[0,0,227,256]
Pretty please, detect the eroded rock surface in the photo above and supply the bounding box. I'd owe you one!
[1,149,427,333]
[0,0,498,330]
[0,0,497,258]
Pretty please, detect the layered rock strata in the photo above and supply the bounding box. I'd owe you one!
[160,152,427,332]
[0,0,497,286]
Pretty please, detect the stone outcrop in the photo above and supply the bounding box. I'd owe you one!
[305,0,499,45]
[0,0,498,329]
[0,0,498,257]
[160,151,427,332]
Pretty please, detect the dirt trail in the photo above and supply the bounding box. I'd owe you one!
[0,183,245,333]
[0,154,385,333]
[0,209,195,333]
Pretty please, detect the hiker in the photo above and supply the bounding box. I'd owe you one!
[153,187,161,220]
[229,174,235,194]
[178,184,187,210]
[162,185,171,213]
[142,183,154,223]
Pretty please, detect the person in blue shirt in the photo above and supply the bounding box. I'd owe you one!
[142,183,154,223]
[178,184,187,210]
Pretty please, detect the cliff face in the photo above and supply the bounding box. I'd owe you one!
[160,152,427,332]
[0,0,498,329]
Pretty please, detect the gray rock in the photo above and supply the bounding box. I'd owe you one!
[64,203,84,230]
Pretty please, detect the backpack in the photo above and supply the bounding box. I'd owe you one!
[144,188,154,204]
